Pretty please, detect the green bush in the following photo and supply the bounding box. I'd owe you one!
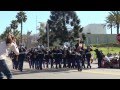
[92,43,120,47]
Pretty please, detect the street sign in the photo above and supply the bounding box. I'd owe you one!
[116,34,120,43]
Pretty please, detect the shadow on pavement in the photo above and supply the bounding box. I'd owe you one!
[11,68,75,75]
[11,67,99,75]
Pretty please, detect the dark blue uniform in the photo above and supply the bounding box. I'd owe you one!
[37,50,44,70]
[18,46,26,71]
[49,50,54,68]
[75,51,82,71]
[44,50,50,68]
[57,49,63,68]
[94,49,103,68]
[85,47,92,68]
[75,43,83,71]
[66,49,71,68]
[53,49,62,69]
[9,51,18,70]
[81,49,86,68]
[63,49,67,68]
[71,51,76,68]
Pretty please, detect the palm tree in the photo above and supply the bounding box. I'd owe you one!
[106,14,114,34]
[13,30,21,45]
[109,11,120,34]
[1,26,11,39]
[10,20,18,36]
[16,11,27,43]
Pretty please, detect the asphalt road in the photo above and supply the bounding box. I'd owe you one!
[12,69,120,79]
[12,63,120,79]
[3,61,120,79]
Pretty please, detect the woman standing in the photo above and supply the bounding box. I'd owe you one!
[0,34,19,79]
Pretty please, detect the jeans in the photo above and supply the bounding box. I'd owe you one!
[0,60,12,79]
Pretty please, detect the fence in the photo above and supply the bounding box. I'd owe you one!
[84,34,118,45]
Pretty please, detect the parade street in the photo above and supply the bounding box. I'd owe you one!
[1,11,120,79]
[6,62,120,79]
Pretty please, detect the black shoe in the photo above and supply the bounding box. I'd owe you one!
[82,66,85,68]
[90,66,91,69]
[63,65,66,68]
[59,65,61,68]
[79,68,82,71]
[87,66,88,68]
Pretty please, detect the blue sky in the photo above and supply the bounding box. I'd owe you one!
[0,11,117,35]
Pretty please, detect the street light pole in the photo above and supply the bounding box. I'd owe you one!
[46,22,49,49]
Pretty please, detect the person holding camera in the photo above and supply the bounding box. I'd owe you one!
[0,34,19,79]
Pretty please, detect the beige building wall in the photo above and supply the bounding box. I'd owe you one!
[83,24,106,34]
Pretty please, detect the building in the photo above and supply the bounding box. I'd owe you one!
[82,24,106,34]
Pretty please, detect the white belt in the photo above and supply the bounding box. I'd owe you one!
[20,52,25,54]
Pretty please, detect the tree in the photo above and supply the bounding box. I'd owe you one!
[37,22,46,45]
[47,11,83,46]
[0,26,11,39]
[105,13,115,34]
[16,11,27,43]
[10,20,21,45]
[10,20,18,35]
[0,26,20,44]
[108,11,120,34]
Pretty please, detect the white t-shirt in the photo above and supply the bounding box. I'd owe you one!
[103,56,110,62]
[0,41,19,60]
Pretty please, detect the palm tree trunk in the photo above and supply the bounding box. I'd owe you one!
[111,27,112,34]
[21,21,23,44]
[13,29,15,36]
[117,23,119,34]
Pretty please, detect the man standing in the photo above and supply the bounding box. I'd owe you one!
[75,41,83,71]
[94,49,103,68]
[18,45,26,71]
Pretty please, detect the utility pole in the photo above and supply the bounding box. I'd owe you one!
[36,16,38,35]
[46,22,49,49]
[36,16,37,41]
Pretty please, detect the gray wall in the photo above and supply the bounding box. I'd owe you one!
[84,34,118,45]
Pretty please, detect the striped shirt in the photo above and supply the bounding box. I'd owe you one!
[0,41,19,60]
